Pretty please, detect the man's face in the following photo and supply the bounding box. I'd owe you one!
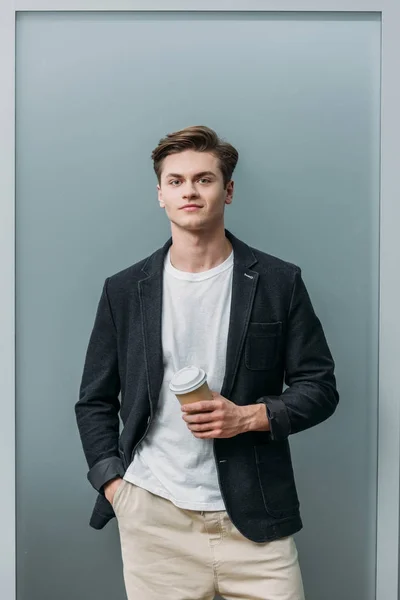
[157,150,234,232]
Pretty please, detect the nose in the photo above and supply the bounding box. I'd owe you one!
[182,182,199,199]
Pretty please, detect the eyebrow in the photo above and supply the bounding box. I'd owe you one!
[164,171,217,179]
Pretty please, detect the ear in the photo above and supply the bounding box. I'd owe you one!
[224,180,234,206]
[157,184,165,208]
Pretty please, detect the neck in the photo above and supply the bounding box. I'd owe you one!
[169,223,232,273]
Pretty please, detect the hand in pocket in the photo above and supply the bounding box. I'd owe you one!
[104,477,124,507]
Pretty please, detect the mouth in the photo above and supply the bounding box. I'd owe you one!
[180,204,202,211]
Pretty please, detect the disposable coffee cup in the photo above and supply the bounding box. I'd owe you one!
[169,366,212,405]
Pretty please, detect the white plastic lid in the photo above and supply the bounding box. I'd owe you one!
[169,365,207,394]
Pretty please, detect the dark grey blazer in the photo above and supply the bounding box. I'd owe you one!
[75,229,338,542]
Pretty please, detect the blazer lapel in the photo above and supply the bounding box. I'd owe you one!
[221,231,259,401]
[138,239,172,415]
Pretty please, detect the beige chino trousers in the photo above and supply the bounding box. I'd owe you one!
[113,479,305,600]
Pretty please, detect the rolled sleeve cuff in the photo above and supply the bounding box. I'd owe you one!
[87,455,125,494]
[256,396,291,441]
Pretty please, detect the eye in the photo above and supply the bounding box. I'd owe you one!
[169,180,180,186]
[198,178,211,184]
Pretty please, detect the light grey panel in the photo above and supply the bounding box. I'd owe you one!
[16,11,380,600]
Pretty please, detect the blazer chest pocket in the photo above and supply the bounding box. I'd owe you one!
[245,321,282,371]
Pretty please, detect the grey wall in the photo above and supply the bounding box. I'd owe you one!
[16,12,380,600]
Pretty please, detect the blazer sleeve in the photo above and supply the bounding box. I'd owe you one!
[75,278,125,494]
[256,268,339,441]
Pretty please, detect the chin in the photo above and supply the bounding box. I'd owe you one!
[172,217,207,232]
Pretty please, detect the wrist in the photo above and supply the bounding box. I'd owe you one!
[104,476,122,493]
[243,403,270,433]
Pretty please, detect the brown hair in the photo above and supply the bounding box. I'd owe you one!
[151,125,239,189]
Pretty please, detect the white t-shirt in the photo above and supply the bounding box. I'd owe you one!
[124,248,233,511]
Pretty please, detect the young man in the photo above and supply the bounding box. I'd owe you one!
[75,125,339,600]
